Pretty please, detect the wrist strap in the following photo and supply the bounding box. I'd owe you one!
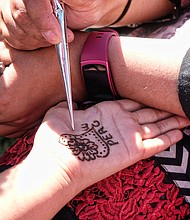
[81,29,119,102]
[110,0,132,26]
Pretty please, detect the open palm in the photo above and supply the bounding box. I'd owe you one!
[33,99,190,191]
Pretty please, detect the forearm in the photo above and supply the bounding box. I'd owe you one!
[109,36,187,117]
[71,32,187,117]
[84,0,174,29]
[109,0,174,27]
[0,30,186,138]
[0,152,79,220]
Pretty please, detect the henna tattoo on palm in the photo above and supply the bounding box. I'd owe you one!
[59,120,119,161]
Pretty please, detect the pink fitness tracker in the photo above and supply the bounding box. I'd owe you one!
[80,29,119,102]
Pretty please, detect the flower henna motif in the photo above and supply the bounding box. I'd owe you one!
[65,136,98,161]
[59,120,118,161]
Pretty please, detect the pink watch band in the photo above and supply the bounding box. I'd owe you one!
[81,29,119,101]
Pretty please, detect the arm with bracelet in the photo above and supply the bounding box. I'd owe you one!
[0,0,183,50]
[77,22,190,118]
[0,1,189,137]
[81,29,119,103]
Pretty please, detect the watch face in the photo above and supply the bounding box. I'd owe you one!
[82,64,114,101]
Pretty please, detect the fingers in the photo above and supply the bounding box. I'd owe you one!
[142,130,183,158]
[133,108,172,124]
[1,0,39,49]
[23,0,62,44]
[0,0,41,49]
[141,115,190,159]
[0,62,5,75]
[0,0,62,49]
[1,18,51,50]
[114,99,146,112]
[66,28,75,43]
[0,41,12,66]
[142,116,190,139]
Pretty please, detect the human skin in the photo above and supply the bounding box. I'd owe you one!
[0,0,174,49]
[0,30,188,137]
[0,99,189,220]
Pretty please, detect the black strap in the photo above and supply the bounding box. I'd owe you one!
[178,48,190,119]
[169,0,181,19]
[110,0,181,27]
[110,0,132,26]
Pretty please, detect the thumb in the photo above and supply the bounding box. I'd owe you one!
[25,0,62,44]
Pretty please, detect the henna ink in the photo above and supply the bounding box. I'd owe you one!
[59,120,119,161]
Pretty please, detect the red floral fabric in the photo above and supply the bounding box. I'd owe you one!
[68,160,190,219]
[0,127,38,167]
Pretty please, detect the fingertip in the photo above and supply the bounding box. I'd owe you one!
[67,28,74,43]
[42,27,74,44]
[42,29,62,44]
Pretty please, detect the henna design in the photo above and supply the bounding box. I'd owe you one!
[59,120,119,161]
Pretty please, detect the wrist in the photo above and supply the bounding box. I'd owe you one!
[0,157,79,220]
[70,31,90,102]
[108,35,126,98]
[10,145,82,219]
[80,29,119,102]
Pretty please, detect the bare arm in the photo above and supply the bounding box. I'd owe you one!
[109,35,187,117]
[108,0,174,27]
[0,30,189,137]
[0,0,175,49]
[69,31,188,117]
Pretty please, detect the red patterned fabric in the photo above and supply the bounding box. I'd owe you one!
[68,160,190,219]
[0,127,38,167]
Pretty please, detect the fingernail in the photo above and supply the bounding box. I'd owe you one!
[42,30,61,44]
[0,62,5,76]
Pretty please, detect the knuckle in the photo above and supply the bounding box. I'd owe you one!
[12,6,28,24]
[156,121,166,134]
[5,37,27,50]
[173,116,181,127]
[165,132,172,146]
